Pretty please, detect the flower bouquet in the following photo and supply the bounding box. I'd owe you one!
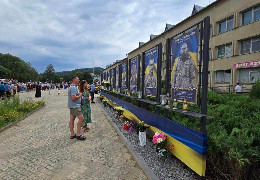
[114,106,124,118]
[124,120,133,131]
[119,115,126,123]
[102,99,108,107]
[137,121,150,132]
[152,132,168,162]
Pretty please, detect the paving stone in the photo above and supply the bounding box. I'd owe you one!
[0,90,147,179]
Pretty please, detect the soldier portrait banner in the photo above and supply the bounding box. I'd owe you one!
[171,28,199,103]
[121,62,127,90]
[111,69,114,88]
[108,71,110,83]
[116,66,119,89]
[144,47,158,96]
[130,56,138,93]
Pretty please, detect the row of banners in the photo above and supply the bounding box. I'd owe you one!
[103,28,199,103]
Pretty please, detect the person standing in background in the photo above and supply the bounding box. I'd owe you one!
[90,82,95,103]
[68,76,86,140]
[235,83,242,94]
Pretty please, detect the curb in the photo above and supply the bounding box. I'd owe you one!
[0,104,46,133]
[98,100,158,180]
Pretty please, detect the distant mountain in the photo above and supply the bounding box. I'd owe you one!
[56,67,103,75]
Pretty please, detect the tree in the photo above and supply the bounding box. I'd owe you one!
[44,64,55,83]
[0,53,39,82]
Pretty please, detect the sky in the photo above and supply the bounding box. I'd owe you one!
[0,0,214,73]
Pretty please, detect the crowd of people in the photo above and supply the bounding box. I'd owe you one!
[0,79,70,99]
[1,76,101,141]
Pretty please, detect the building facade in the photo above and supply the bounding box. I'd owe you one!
[127,0,260,93]
[103,0,260,93]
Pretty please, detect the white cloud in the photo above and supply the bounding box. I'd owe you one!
[0,0,214,72]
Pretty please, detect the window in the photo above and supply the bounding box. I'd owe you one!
[218,17,233,34]
[227,18,234,31]
[239,67,260,83]
[217,43,232,58]
[217,46,225,58]
[242,6,260,25]
[241,36,260,54]
[254,6,260,21]
[243,9,252,25]
[252,36,260,52]
[215,70,231,83]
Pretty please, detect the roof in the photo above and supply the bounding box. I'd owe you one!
[128,0,220,55]
[192,5,204,16]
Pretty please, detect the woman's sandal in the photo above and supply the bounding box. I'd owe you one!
[70,134,76,139]
[76,135,86,140]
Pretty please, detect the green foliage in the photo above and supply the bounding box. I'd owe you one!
[249,80,260,99]
[0,53,39,82]
[0,96,45,129]
[43,64,55,83]
[54,69,93,84]
[167,91,260,179]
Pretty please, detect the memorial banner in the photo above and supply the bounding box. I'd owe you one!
[144,47,158,96]
[121,62,127,90]
[130,56,138,93]
[116,66,119,89]
[103,72,106,81]
[111,69,114,88]
[171,28,199,103]
[108,71,110,83]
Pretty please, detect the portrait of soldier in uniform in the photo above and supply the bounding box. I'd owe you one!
[130,64,137,87]
[172,43,195,89]
[116,68,119,89]
[122,71,126,88]
[144,56,156,88]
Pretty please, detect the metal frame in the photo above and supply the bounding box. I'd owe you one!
[141,44,162,102]
[166,17,210,133]
[119,64,122,90]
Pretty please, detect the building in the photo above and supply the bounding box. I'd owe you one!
[103,0,260,93]
[127,0,260,93]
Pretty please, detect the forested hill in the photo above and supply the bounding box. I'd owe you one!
[56,67,103,75]
[0,53,38,82]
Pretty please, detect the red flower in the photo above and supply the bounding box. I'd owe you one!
[169,145,174,150]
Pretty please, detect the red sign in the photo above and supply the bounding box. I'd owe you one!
[234,60,260,69]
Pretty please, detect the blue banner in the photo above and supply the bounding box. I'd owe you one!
[116,66,119,89]
[108,71,110,83]
[111,69,114,88]
[122,62,127,90]
[144,47,158,96]
[130,56,138,93]
[171,28,199,103]
[101,92,207,154]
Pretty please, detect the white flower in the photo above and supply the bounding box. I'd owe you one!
[157,138,163,143]
[155,132,160,136]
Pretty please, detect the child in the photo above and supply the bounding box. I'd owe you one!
[57,88,61,95]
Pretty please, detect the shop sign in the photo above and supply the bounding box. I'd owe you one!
[233,60,260,69]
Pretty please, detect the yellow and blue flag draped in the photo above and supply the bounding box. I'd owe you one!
[101,91,207,176]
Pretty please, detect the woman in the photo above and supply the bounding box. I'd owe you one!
[35,82,41,98]
[80,80,92,132]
